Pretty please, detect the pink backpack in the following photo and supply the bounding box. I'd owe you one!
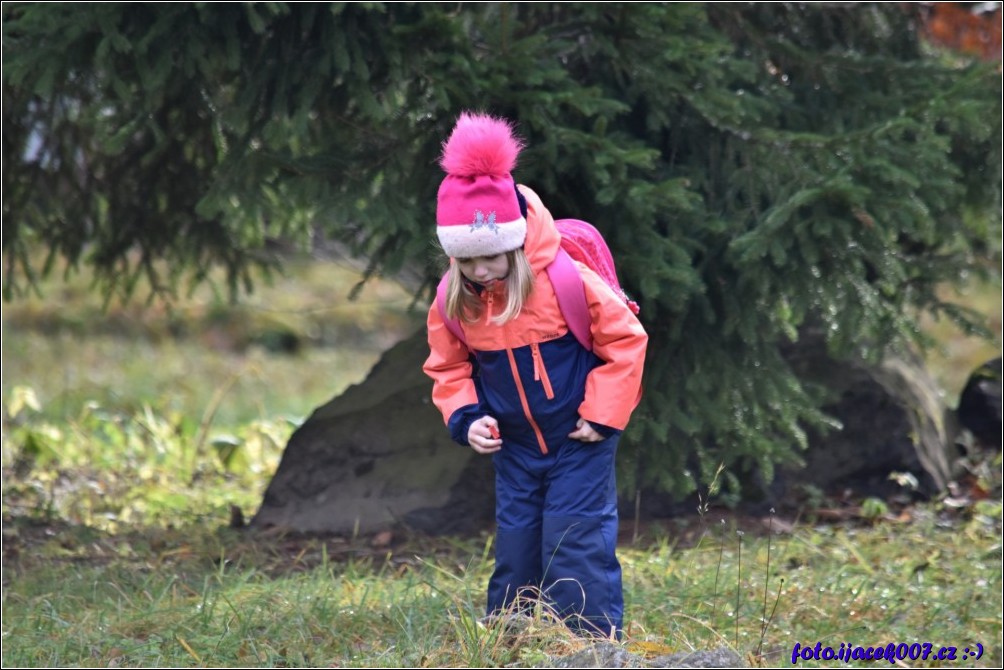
[436,218,640,352]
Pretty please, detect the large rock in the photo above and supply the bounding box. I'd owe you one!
[956,357,1002,449]
[766,334,957,501]
[252,331,493,534]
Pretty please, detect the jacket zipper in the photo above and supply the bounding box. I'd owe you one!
[489,286,550,455]
[531,343,555,400]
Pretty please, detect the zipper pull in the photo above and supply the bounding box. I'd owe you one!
[485,290,494,324]
[531,342,555,399]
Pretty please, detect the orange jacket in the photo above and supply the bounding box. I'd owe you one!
[423,185,648,452]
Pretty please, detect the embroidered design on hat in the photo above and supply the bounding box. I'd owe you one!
[470,210,499,234]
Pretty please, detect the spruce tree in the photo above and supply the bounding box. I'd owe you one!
[3,3,1000,501]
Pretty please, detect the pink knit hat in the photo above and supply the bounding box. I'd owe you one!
[436,112,526,259]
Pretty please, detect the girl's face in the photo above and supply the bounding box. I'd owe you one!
[456,253,510,285]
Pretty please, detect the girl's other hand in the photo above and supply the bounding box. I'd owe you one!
[469,416,502,454]
[568,417,603,442]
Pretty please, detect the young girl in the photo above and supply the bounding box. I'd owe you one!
[423,112,648,638]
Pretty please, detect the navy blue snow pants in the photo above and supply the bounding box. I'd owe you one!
[487,433,622,638]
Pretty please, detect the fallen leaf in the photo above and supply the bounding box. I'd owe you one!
[370,530,393,548]
[628,640,675,657]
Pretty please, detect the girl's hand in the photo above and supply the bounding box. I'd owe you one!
[468,416,502,454]
[568,417,603,443]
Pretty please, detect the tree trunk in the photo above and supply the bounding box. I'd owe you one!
[252,330,959,534]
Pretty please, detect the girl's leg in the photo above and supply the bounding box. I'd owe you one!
[487,528,542,615]
[540,435,622,638]
[487,447,546,616]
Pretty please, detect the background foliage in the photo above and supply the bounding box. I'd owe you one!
[3,3,1001,500]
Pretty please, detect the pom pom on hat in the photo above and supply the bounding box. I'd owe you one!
[440,112,523,177]
[436,112,527,259]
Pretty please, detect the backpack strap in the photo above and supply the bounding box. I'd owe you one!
[546,248,593,351]
[435,273,469,349]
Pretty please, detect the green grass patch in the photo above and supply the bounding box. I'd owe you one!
[3,256,422,531]
[623,509,1003,667]
[3,509,1001,667]
[2,256,420,426]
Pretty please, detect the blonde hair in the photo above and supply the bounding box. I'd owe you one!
[445,248,535,325]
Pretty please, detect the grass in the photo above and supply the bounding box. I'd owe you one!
[2,506,1001,667]
[2,255,420,426]
[2,257,1002,667]
[2,256,422,530]
[628,513,1002,667]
